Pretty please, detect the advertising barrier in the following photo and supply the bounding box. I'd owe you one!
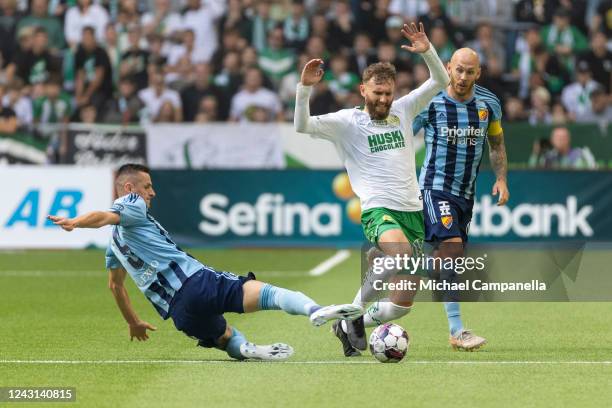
[150,169,612,246]
[60,124,147,166]
[0,166,113,248]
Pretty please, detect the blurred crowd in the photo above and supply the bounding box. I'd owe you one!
[0,0,610,137]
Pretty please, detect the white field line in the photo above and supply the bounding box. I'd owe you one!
[308,250,351,277]
[0,270,310,278]
[1,360,612,365]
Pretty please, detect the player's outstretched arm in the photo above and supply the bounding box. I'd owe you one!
[108,267,157,341]
[397,22,449,118]
[294,59,324,134]
[488,132,509,206]
[47,211,120,231]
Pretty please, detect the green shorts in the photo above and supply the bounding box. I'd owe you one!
[361,207,425,246]
[362,207,426,276]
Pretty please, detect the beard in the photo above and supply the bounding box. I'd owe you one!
[365,98,392,120]
[451,77,475,97]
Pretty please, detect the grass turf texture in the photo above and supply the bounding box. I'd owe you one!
[1,249,611,407]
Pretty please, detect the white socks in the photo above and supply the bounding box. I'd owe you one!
[364,299,412,327]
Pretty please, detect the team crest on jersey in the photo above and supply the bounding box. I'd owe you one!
[441,215,453,229]
[386,115,400,126]
[478,108,488,121]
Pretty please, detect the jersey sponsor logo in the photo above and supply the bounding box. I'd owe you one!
[438,201,452,216]
[478,108,488,121]
[440,126,484,146]
[199,193,341,237]
[367,130,405,153]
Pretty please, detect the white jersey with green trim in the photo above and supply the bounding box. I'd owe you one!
[294,46,449,213]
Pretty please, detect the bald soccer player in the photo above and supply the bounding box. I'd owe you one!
[411,48,509,350]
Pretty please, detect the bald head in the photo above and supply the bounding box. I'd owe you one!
[450,48,480,67]
[447,48,481,101]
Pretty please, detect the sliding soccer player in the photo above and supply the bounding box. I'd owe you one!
[48,164,362,361]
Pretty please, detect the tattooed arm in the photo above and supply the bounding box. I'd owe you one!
[488,132,509,206]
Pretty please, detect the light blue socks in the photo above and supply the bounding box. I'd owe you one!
[257,284,321,316]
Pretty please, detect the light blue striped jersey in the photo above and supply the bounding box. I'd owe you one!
[413,85,502,199]
[105,193,204,319]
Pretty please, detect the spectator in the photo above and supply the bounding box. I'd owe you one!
[531,126,596,169]
[324,53,359,105]
[64,0,109,47]
[283,0,309,51]
[115,0,142,52]
[467,23,505,69]
[528,86,552,125]
[2,79,32,128]
[557,0,588,35]
[165,29,207,87]
[258,27,295,88]
[5,26,35,83]
[504,97,527,122]
[154,100,178,122]
[278,54,308,119]
[141,0,182,40]
[16,0,64,51]
[210,28,246,73]
[348,32,376,76]
[304,36,328,60]
[74,26,113,112]
[33,77,71,124]
[309,13,337,51]
[327,0,357,51]
[104,23,121,87]
[531,45,570,97]
[561,61,602,120]
[194,95,219,123]
[78,103,97,123]
[0,0,24,64]
[181,63,223,122]
[429,25,455,62]
[229,67,282,122]
[540,8,588,73]
[575,87,612,132]
[578,32,612,94]
[103,76,143,125]
[119,25,149,92]
[310,81,339,115]
[240,46,259,71]
[551,102,568,125]
[514,0,555,25]
[146,33,168,68]
[591,0,612,39]
[181,0,225,62]
[251,0,276,52]
[385,16,413,67]
[413,62,429,86]
[0,84,18,133]
[512,27,543,99]
[138,68,182,122]
[212,51,242,116]
[358,0,390,45]
[419,0,454,39]
[8,26,61,85]
[376,41,410,72]
[220,0,252,43]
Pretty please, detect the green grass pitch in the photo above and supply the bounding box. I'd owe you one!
[1,249,612,407]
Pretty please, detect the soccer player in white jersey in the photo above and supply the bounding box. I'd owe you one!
[295,22,472,356]
[47,164,363,361]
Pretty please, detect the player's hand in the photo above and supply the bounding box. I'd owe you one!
[129,321,157,341]
[492,180,509,206]
[47,215,77,231]
[400,22,430,53]
[300,59,324,86]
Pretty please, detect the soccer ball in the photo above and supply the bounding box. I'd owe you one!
[369,323,409,363]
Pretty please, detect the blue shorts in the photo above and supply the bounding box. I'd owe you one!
[169,267,255,348]
[422,189,473,243]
